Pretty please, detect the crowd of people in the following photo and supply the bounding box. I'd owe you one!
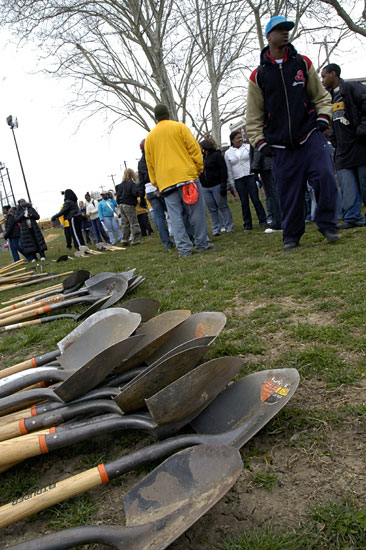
[2,15,365,261]
[2,200,47,262]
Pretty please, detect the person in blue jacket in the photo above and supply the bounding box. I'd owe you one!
[97,191,123,245]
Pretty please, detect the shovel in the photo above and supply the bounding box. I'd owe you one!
[115,338,211,412]
[5,444,242,550]
[0,271,75,293]
[0,356,244,466]
[0,307,142,379]
[0,368,298,527]
[0,276,128,327]
[0,270,91,311]
[0,274,126,320]
[113,309,192,372]
[0,312,142,398]
[145,311,227,366]
[0,275,128,333]
[0,344,213,440]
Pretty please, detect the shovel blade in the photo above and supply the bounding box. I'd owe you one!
[145,311,226,366]
[122,444,242,548]
[59,310,141,369]
[58,307,141,354]
[114,310,192,373]
[146,356,244,426]
[54,334,144,402]
[191,368,300,449]
[120,297,160,323]
[114,343,210,412]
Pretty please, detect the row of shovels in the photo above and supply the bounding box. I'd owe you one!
[0,302,300,549]
[0,269,145,332]
[57,242,123,261]
[0,258,73,293]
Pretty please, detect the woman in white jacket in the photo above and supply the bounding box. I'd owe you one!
[225,130,267,231]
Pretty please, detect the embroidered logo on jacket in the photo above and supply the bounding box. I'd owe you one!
[292,69,306,87]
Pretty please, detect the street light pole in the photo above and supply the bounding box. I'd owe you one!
[6,116,32,204]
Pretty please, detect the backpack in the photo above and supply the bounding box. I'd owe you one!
[256,53,308,91]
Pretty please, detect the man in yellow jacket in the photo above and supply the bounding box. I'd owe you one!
[145,104,211,257]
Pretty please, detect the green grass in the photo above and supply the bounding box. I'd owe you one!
[215,499,366,550]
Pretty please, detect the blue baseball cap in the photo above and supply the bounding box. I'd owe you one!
[265,15,294,35]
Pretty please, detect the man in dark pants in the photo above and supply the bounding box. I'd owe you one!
[321,63,366,229]
[246,15,339,250]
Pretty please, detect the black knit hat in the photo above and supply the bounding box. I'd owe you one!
[154,104,170,121]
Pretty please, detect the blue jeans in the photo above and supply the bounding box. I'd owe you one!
[234,175,267,229]
[164,180,210,257]
[337,166,366,224]
[8,238,24,262]
[201,185,234,234]
[260,170,281,228]
[147,193,173,249]
[102,216,122,244]
[91,218,110,243]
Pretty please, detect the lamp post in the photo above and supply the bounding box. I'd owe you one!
[6,115,32,204]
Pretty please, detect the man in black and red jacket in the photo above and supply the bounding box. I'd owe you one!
[246,15,339,250]
[321,63,366,229]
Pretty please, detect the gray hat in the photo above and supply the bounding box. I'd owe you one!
[154,104,170,121]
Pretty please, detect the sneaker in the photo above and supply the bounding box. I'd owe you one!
[196,243,214,252]
[322,229,340,243]
[213,233,221,237]
[40,257,46,261]
[31,259,36,263]
[283,241,299,251]
[264,227,282,234]
[337,221,363,229]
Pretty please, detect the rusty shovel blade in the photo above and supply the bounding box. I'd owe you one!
[145,356,244,426]
[114,342,210,412]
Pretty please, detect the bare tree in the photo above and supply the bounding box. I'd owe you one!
[319,0,366,37]
[0,0,364,143]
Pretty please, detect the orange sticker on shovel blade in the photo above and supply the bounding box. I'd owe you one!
[261,378,290,404]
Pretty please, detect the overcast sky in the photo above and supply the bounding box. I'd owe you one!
[0,25,364,219]
[0,30,145,218]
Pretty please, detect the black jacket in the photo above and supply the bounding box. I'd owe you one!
[116,180,144,207]
[337,78,366,136]
[199,150,227,189]
[258,44,317,148]
[4,208,20,240]
[15,205,47,255]
[53,199,80,221]
[138,151,150,186]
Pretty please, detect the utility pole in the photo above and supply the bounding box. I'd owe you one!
[314,38,336,65]
[108,174,116,189]
[0,163,15,205]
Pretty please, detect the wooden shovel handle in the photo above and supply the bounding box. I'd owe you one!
[0,294,65,319]
[0,466,103,528]
[0,318,42,333]
[0,419,24,441]
[0,430,50,466]
[0,306,53,327]
[0,284,62,306]
[0,350,60,379]
[0,406,33,426]
[0,271,73,293]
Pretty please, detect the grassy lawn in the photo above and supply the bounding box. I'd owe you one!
[0,199,365,549]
